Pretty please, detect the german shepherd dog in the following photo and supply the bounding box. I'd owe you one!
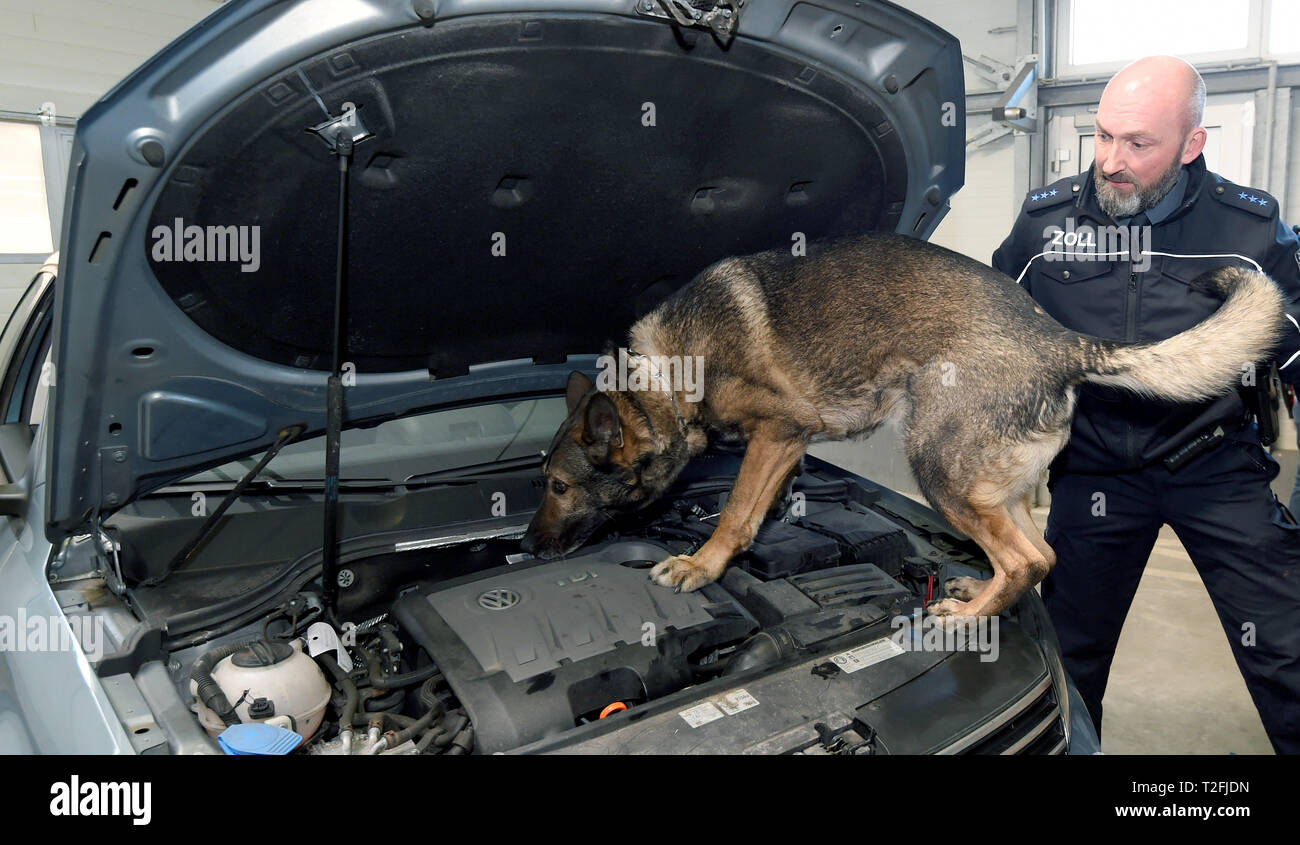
[520,232,1285,617]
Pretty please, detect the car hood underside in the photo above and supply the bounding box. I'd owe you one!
[48,0,962,537]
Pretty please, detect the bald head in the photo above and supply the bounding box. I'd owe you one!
[1104,55,1205,135]
[1092,55,1208,218]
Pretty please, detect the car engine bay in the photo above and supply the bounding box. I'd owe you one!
[58,452,1000,755]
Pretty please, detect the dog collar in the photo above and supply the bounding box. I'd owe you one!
[625,348,689,437]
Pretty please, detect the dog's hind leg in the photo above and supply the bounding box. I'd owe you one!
[907,439,1054,617]
[1009,493,1056,570]
[945,493,1056,604]
[944,575,990,602]
[926,501,1051,618]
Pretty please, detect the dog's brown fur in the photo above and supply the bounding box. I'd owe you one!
[521,232,1286,617]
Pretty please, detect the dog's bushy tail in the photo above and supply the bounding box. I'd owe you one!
[1078,266,1287,401]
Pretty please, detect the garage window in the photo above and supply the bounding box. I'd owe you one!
[0,122,55,260]
[1056,0,1291,75]
[1270,0,1300,56]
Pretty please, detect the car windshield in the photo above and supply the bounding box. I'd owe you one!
[177,396,569,486]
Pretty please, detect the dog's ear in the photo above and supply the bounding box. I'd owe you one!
[566,370,593,415]
[582,392,623,459]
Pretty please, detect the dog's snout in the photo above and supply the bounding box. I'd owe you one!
[520,531,537,555]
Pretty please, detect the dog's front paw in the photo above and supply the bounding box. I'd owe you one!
[925,597,974,618]
[650,554,721,593]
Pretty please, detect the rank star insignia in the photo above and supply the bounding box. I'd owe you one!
[1049,189,1058,196]
[1240,192,1249,199]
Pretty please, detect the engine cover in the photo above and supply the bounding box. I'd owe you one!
[392,540,757,753]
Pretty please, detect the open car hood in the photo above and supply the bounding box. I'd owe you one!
[47,0,963,538]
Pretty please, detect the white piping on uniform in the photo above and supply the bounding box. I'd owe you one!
[1013,249,1298,368]
[1140,251,1264,273]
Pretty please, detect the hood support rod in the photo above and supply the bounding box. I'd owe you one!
[143,425,304,587]
[321,132,354,619]
[305,104,373,620]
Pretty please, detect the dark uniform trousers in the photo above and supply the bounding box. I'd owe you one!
[1042,431,1300,754]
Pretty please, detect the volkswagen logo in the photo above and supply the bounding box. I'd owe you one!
[477,588,521,611]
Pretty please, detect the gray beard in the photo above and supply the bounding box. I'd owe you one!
[1094,155,1185,219]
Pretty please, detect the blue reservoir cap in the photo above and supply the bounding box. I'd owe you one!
[217,723,303,755]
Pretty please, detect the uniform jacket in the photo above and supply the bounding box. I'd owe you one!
[992,154,1300,473]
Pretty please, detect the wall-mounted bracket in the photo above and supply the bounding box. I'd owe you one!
[965,54,1039,148]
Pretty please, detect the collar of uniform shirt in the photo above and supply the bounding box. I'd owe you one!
[1117,167,1189,226]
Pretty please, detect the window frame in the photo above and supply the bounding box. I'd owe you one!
[1054,0,1266,79]
[1264,0,1300,60]
[0,267,54,483]
[0,270,54,430]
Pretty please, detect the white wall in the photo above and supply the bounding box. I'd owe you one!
[905,0,1024,263]
[932,114,1019,265]
[897,0,1020,94]
[0,1,217,318]
[0,0,221,119]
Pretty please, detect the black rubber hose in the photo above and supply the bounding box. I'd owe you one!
[360,646,441,690]
[352,712,417,730]
[414,707,464,754]
[361,688,405,713]
[356,681,445,739]
[431,713,470,750]
[315,654,358,735]
[190,642,250,727]
[392,704,441,747]
[446,725,475,755]
[417,676,441,714]
[415,728,440,754]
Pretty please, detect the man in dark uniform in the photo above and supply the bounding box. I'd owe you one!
[992,55,1300,754]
